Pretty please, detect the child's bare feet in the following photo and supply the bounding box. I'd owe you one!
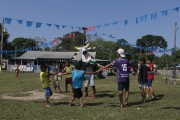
[80,104,84,108]
[120,104,124,109]
[45,104,51,107]
[69,102,75,106]
[84,94,88,97]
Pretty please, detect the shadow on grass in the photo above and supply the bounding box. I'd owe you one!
[33,101,44,103]
[96,93,115,98]
[161,107,180,110]
[33,101,70,106]
[129,92,139,94]
[108,104,121,108]
[96,91,112,93]
[52,101,104,107]
[53,101,70,106]
[94,90,116,98]
[85,102,104,106]
[129,94,164,106]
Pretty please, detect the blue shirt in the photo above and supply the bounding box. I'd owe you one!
[111,58,131,82]
[71,69,85,88]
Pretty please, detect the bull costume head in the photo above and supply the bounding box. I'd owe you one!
[72,43,107,79]
[72,43,96,63]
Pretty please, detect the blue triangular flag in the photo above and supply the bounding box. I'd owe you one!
[62,25,66,28]
[96,25,101,28]
[161,10,168,17]
[17,19,23,24]
[151,13,157,20]
[26,21,33,27]
[140,15,147,22]
[136,17,139,25]
[94,32,97,36]
[3,18,12,24]
[36,22,42,28]
[172,7,179,13]
[46,23,52,27]
[78,27,81,31]
[113,21,119,25]
[55,25,60,29]
[104,23,110,27]
[124,20,128,25]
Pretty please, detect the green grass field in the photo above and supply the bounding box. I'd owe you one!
[0,71,179,120]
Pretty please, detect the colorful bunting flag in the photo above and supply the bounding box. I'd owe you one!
[26,21,33,27]
[36,22,42,28]
[3,18,12,24]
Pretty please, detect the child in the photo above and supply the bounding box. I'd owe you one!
[83,61,96,99]
[53,68,61,93]
[138,58,149,102]
[146,58,156,99]
[84,59,104,99]
[59,61,98,107]
[15,66,20,78]
[98,48,134,108]
[61,60,74,93]
[40,64,53,107]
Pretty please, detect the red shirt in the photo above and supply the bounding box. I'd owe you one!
[148,63,154,80]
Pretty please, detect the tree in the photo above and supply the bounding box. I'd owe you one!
[11,37,36,56]
[52,31,84,51]
[136,35,168,51]
[0,23,11,58]
[90,39,119,60]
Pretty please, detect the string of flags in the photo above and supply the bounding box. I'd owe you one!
[0,33,76,54]
[86,6,180,32]
[2,17,82,31]
[93,32,174,53]
[2,6,179,32]
[1,6,179,54]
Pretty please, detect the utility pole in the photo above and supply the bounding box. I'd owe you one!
[15,46,17,65]
[0,19,4,71]
[82,27,87,46]
[174,22,178,53]
[173,22,178,85]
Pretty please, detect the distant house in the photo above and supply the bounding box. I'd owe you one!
[12,51,110,72]
[176,65,180,69]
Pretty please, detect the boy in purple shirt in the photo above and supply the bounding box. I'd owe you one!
[99,48,133,108]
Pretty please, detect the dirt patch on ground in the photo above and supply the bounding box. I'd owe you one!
[1,90,66,101]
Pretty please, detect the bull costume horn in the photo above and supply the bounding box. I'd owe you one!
[72,43,95,63]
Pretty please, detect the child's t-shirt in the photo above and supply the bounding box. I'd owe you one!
[63,65,74,77]
[15,68,20,73]
[40,72,50,89]
[111,58,131,82]
[147,63,154,80]
[138,65,148,84]
[71,69,85,89]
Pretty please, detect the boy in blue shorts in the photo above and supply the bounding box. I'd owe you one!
[98,48,134,108]
[40,64,53,107]
[59,61,98,107]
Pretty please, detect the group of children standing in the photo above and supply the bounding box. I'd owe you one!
[39,48,156,108]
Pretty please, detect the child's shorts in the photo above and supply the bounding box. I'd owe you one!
[44,87,52,97]
[118,82,129,91]
[73,88,83,98]
[65,77,72,84]
[138,83,148,89]
[148,79,153,87]
[84,75,95,87]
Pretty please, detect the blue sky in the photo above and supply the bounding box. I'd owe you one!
[0,0,180,54]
